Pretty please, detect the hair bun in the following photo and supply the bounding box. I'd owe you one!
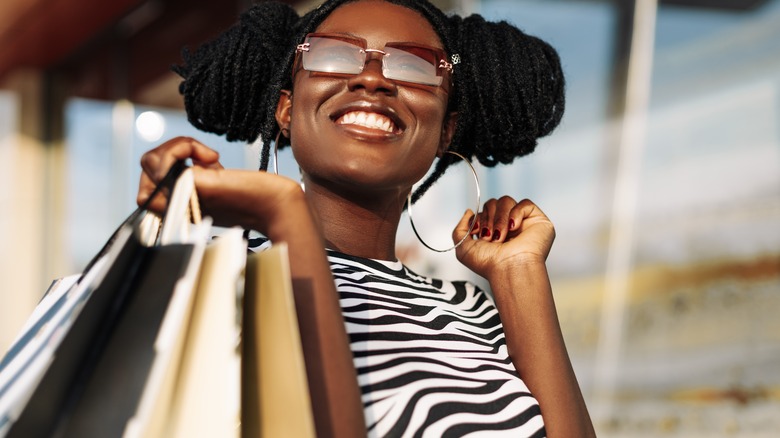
[173,2,299,142]
[451,13,565,167]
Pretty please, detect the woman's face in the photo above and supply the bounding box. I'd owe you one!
[276,0,455,197]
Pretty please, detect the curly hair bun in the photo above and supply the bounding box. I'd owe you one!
[451,13,565,167]
[173,2,299,143]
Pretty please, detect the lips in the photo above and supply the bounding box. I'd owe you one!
[336,111,396,133]
[331,102,405,135]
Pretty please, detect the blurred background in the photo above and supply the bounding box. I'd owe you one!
[1,0,778,436]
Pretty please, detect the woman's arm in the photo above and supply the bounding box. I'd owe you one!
[487,258,594,437]
[138,137,365,438]
[453,197,595,438]
[255,185,366,438]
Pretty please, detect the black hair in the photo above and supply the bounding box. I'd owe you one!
[173,0,565,203]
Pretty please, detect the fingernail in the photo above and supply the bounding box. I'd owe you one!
[481,227,491,238]
[493,229,500,241]
[509,219,515,229]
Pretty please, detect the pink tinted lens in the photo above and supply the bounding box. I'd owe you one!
[302,36,365,74]
[383,45,442,86]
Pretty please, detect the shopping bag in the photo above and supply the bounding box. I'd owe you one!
[0,274,81,416]
[2,160,317,438]
[129,238,312,438]
[0,162,209,438]
[2,222,150,437]
[242,243,316,438]
[56,236,206,438]
[125,227,246,438]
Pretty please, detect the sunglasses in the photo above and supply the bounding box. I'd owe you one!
[295,33,459,90]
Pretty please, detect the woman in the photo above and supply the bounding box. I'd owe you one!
[138,0,595,436]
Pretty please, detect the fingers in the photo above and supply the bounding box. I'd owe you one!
[508,198,551,233]
[453,209,478,243]
[475,199,495,240]
[469,196,516,242]
[140,137,220,182]
[468,198,494,241]
[137,137,221,210]
[136,175,167,213]
[466,197,551,243]
[454,197,555,271]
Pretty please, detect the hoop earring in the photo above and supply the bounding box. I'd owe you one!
[407,151,481,253]
[273,128,289,175]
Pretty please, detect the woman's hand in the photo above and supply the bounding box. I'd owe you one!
[137,136,303,234]
[452,196,555,280]
[454,197,596,437]
[138,136,223,212]
[139,137,366,436]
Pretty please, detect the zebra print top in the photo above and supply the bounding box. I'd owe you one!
[327,249,546,437]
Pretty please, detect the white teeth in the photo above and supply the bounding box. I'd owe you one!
[337,111,396,133]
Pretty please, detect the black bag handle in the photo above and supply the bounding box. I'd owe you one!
[79,160,188,279]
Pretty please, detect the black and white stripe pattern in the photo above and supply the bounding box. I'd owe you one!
[328,250,545,437]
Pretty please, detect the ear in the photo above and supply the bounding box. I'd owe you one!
[275,89,293,137]
[437,111,458,157]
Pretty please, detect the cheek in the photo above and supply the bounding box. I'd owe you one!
[286,85,330,148]
[407,110,449,179]
[405,91,450,149]
[404,86,448,122]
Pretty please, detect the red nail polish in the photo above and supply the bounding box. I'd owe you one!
[493,229,500,241]
[481,227,491,238]
[509,219,515,229]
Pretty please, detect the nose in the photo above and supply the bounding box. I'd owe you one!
[347,52,397,95]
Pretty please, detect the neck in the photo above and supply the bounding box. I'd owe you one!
[303,177,407,261]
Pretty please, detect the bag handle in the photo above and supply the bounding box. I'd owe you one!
[158,166,202,244]
[80,161,191,276]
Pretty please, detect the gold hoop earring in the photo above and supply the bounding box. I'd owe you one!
[407,151,481,253]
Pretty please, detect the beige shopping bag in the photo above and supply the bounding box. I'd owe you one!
[242,243,316,438]
[125,227,245,438]
[124,168,244,438]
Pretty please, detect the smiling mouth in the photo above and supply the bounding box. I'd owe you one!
[335,111,398,133]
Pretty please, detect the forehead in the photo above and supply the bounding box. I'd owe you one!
[315,1,443,49]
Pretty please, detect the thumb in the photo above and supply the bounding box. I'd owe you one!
[452,209,477,244]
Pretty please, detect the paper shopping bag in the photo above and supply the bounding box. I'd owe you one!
[0,163,209,438]
[0,224,141,437]
[54,237,207,438]
[126,227,246,438]
[242,243,316,438]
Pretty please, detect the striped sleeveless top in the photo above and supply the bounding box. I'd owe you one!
[327,249,546,437]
